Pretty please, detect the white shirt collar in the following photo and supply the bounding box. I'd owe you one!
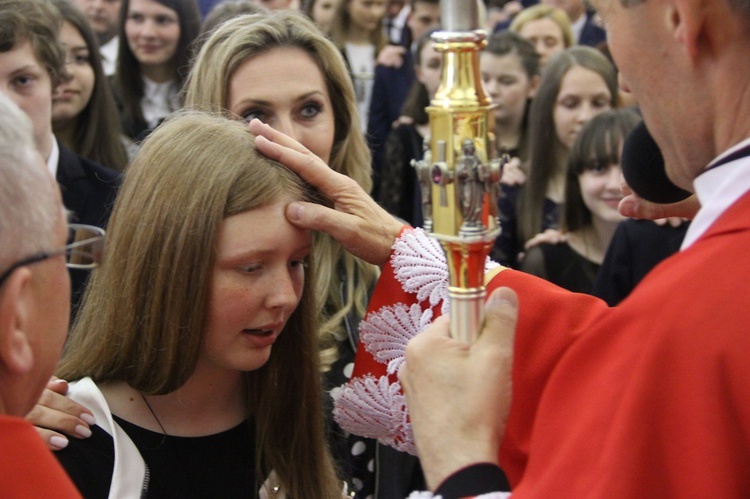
[99,36,119,77]
[681,137,750,249]
[47,134,59,179]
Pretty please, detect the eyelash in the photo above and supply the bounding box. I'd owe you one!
[240,258,309,274]
[241,101,323,124]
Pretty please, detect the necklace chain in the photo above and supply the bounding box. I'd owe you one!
[140,393,169,437]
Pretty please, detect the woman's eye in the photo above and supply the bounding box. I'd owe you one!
[241,264,261,273]
[299,102,322,119]
[290,258,309,269]
[588,161,609,174]
[543,37,560,48]
[13,74,34,87]
[155,15,176,26]
[560,97,579,109]
[242,109,268,123]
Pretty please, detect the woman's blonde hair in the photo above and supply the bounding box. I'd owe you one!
[57,111,341,497]
[184,10,379,370]
[509,4,575,49]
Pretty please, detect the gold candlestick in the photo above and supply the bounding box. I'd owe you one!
[413,1,504,343]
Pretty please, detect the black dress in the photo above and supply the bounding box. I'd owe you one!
[522,242,601,294]
[55,416,255,498]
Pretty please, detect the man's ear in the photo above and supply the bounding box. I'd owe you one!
[0,268,35,376]
[668,0,708,61]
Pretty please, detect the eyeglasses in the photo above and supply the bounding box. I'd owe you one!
[0,224,105,288]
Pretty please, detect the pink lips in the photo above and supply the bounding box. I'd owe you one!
[242,322,283,348]
[242,329,277,348]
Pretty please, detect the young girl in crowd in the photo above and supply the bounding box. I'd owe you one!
[302,0,341,34]
[113,0,200,141]
[492,45,618,267]
[378,29,441,227]
[54,111,343,498]
[509,4,573,69]
[328,0,387,133]
[480,30,540,162]
[52,0,131,171]
[522,108,640,293]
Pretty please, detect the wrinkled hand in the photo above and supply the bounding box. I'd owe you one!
[399,287,518,490]
[249,119,404,266]
[376,45,406,68]
[500,157,526,186]
[26,377,95,451]
[619,183,700,221]
[524,228,566,250]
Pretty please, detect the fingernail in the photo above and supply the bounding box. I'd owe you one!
[50,435,69,449]
[75,425,92,438]
[80,413,96,425]
[286,203,304,222]
[491,288,518,307]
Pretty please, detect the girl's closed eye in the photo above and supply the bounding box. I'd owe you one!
[240,263,262,274]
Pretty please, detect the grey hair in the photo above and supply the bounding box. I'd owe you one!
[0,93,59,269]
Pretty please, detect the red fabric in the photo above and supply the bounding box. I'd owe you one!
[352,191,750,497]
[506,190,750,497]
[0,415,81,498]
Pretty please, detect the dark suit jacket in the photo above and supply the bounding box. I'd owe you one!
[366,50,415,200]
[578,11,607,47]
[56,141,122,314]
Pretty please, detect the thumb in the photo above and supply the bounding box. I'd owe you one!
[476,287,518,353]
[286,201,349,235]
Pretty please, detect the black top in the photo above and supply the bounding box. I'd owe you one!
[522,242,601,294]
[56,416,255,498]
[592,219,688,306]
[492,183,560,268]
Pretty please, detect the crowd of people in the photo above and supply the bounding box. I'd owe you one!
[1,0,747,497]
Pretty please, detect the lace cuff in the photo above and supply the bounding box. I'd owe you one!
[331,228,501,455]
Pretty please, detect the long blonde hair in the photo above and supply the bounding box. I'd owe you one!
[58,111,341,497]
[184,11,379,369]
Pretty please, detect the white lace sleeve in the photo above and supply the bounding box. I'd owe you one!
[331,228,501,455]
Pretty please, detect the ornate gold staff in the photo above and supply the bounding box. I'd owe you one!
[413,0,504,343]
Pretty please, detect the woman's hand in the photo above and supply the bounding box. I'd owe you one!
[25,377,95,451]
[500,157,526,186]
[249,119,405,267]
[524,228,566,250]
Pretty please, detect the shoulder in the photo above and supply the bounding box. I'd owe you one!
[54,422,115,499]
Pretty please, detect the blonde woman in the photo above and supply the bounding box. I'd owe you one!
[509,4,574,69]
